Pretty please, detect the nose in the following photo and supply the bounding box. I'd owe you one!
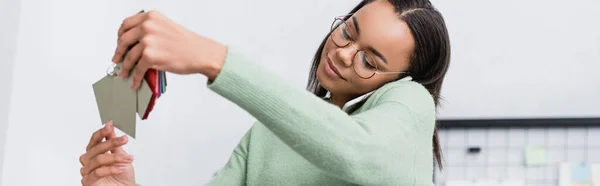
[335,44,357,67]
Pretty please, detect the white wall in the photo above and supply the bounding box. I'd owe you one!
[0,0,21,184]
[1,0,599,186]
[433,0,600,119]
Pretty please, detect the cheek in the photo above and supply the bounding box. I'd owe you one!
[316,39,334,80]
[323,37,337,56]
[315,57,333,88]
[316,60,324,79]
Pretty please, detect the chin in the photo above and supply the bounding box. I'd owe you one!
[315,60,336,94]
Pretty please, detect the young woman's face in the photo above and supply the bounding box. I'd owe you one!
[317,0,415,98]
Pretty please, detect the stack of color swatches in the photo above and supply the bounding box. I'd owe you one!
[141,69,167,120]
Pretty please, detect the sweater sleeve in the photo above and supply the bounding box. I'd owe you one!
[207,47,433,185]
[204,127,251,186]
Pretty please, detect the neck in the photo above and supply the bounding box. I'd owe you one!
[328,94,352,109]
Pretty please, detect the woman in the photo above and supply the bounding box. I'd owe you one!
[79,0,450,185]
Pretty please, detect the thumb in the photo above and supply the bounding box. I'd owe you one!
[106,122,128,154]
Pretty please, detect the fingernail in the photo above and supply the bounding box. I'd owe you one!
[124,155,134,161]
[104,124,111,132]
[119,166,129,171]
[119,135,127,142]
[112,54,119,63]
[138,10,145,13]
[115,165,128,172]
[131,82,140,90]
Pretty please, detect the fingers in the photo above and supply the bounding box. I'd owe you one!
[86,122,114,152]
[118,10,146,38]
[81,135,129,166]
[113,26,143,64]
[81,153,133,176]
[131,53,152,90]
[82,165,129,185]
[118,41,144,79]
[113,9,145,63]
[81,123,112,166]
[131,46,160,90]
[105,124,125,154]
[112,10,167,90]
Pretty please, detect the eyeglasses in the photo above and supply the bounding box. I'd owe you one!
[330,15,407,79]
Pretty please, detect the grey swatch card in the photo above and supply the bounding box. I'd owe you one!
[92,65,154,138]
[92,76,115,125]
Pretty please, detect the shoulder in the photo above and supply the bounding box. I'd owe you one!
[368,78,435,116]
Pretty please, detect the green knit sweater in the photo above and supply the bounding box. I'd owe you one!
[199,47,437,186]
[139,46,437,185]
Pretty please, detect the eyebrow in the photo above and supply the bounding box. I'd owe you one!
[352,16,360,36]
[351,16,388,64]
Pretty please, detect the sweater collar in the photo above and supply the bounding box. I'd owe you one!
[323,76,413,110]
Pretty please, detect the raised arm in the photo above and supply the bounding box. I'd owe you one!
[207,48,436,185]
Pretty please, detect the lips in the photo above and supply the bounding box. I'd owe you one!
[326,56,346,80]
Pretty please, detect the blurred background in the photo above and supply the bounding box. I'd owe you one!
[0,0,598,185]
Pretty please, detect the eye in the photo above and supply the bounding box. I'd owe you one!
[361,53,376,70]
[342,26,352,40]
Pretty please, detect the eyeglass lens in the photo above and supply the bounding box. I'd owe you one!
[330,19,378,79]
